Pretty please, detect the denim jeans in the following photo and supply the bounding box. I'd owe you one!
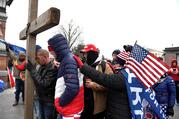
[39,101,57,119]
[34,98,41,119]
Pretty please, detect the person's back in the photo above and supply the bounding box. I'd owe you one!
[152,75,176,117]
[48,34,84,118]
[73,50,132,119]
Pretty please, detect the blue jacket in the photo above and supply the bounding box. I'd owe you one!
[48,34,80,106]
[152,76,176,107]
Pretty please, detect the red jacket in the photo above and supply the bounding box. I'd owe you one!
[168,59,179,81]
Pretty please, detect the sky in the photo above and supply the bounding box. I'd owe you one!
[4,0,179,59]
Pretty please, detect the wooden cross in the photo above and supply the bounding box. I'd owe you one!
[19,0,60,119]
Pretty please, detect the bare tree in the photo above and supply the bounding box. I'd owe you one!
[58,20,82,49]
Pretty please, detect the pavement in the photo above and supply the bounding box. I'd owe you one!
[0,88,179,119]
[0,88,24,119]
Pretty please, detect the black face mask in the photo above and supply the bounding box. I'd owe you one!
[86,51,99,65]
[19,58,25,62]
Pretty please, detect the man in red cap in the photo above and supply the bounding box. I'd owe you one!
[80,44,110,119]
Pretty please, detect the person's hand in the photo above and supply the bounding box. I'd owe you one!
[20,72,26,81]
[85,78,94,88]
[26,58,35,71]
[54,60,60,68]
[167,107,174,117]
[13,60,18,65]
[172,68,179,74]
[73,55,84,68]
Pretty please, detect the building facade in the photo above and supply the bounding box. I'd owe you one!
[0,0,13,82]
[163,47,179,66]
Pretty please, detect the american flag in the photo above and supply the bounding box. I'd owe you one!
[125,44,169,88]
[117,51,130,61]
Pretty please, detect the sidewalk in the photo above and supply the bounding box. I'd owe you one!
[0,88,179,119]
[0,88,24,119]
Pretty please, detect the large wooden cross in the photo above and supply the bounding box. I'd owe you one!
[19,0,60,119]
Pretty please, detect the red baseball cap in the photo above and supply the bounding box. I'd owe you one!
[80,44,99,53]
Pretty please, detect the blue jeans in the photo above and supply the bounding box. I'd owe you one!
[39,101,57,119]
[34,98,41,119]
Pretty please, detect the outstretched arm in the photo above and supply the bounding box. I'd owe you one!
[80,64,126,91]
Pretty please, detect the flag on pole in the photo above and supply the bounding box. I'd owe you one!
[117,51,130,61]
[125,43,169,88]
[7,67,15,88]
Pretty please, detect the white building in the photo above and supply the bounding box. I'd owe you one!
[146,48,164,58]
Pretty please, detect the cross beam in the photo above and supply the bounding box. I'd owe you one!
[20,7,60,40]
[19,1,60,119]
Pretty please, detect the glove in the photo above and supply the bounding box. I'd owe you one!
[73,55,84,68]
[167,107,174,117]
[26,59,35,71]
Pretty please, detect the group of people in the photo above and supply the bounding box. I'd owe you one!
[5,33,179,119]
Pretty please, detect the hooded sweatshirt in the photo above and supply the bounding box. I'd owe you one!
[48,34,84,116]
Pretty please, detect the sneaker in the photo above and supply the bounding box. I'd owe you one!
[12,101,18,106]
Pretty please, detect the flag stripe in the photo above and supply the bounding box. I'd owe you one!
[7,67,15,88]
[127,61,153,86]
[125,43,169,88]
[129,58,157,83]
[117,51,130,61]
[142,61,160,81]
[126,65,150,88]
[145,56,165,75]
[127,59,154,85]
[148,54,169,71]
[144,57,163,77]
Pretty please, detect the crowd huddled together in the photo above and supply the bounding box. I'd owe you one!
[3,34,179,119]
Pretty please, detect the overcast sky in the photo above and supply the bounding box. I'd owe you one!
[5,0,179,59]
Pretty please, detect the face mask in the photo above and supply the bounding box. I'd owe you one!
[19,58,25,62]
[86,51,99,65]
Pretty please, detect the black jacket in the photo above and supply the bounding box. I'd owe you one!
[80,64,131,119]
[29,61,58,103]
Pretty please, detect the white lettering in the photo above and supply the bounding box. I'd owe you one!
[134,110,144,119]
[125,68,135,83]
[153,99,159,107]
[130,87,143,105]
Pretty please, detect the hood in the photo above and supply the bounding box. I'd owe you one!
[48,34,71,62]
[171,59,177,68]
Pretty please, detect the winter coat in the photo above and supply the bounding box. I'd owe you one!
[168,59,179,81]
[152,76,176,108]
[29,60,58,103]
[92,61,113,114]
[80,64,131,119]
[8,49,25,79]
[48,34,84,116]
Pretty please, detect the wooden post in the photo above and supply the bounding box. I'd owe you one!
[19,0,60,119]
